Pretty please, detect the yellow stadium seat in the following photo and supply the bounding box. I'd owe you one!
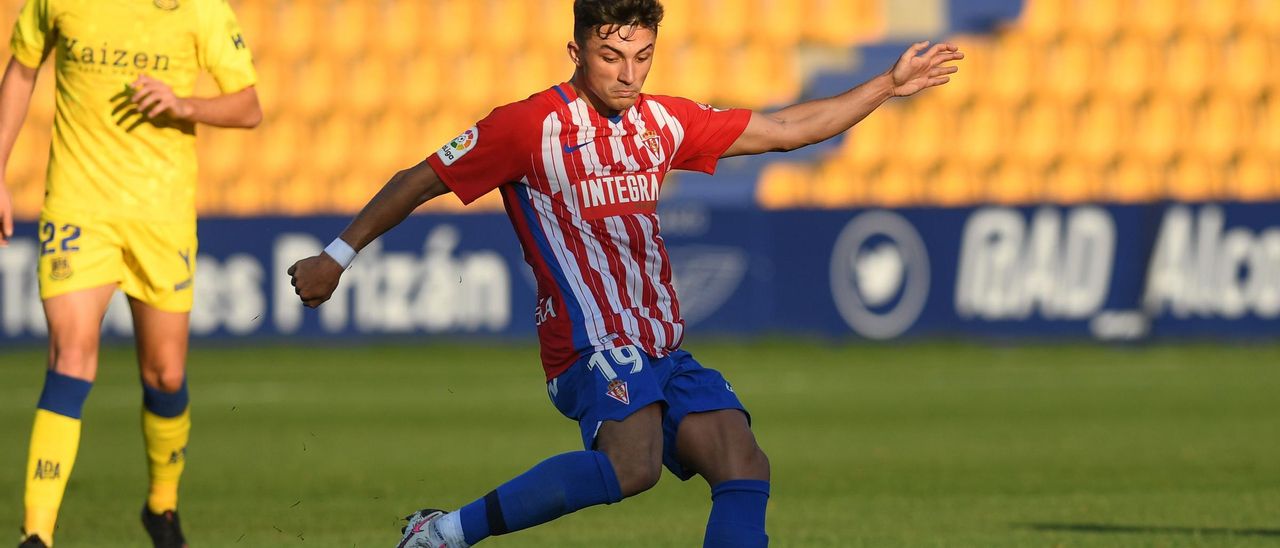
[197,127,244,189]
[865,162,923,207]
[985,160,1043,205]
[251,61,290,123]
[1226,153,1277,201]
[655,0,695,45]
[528,0,575,52]
[221,173,273,217]
[1222,29,1271,99]
[1103,158,1162,203]
[1015,99,1068,168]
[396,55,443,119]
[377,1,424,59]
[1160,31,1216,99]
[1019,0,1066,40]
[272,1,321,62]
[1069,0,1126,39]
[753,0,803,47]
[493,49,559,106]
[1043,158,1102,204]
[322,2,372,61]
[292,60,340,118]
[756,162,814,209]
[1071,98,1128,166]
[803,0,883,46]
[1166,155,1224,202]
[954,99,1009,170]
[1243,0,1280,33]
[246,118,305,184]
[718,41,798,108]
[449,52,500,112]
[895,100,953,167]
[1250,93,1280,158]
[1042,33,1095,102]
[309,115,363,177]
[7,125,49,200]
[473,0,532,55]
[840,104,899,166]
[1130,95,1185,164]
[1182,0,1240,37]
[989,31,1034,102]
[1191,92,1244,163]
[1099,32,1157,101]
[1130,0,1183,39]
[277,171,333,216]
[651,44,715,102]
[812,158,869,208]
[425,0,476,53]
[924,161,980,207]
[695,0,748,46]
[344,59,393,118]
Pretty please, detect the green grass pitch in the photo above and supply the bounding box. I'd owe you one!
[2,341,1278,547]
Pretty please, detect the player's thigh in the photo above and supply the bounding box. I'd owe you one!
[659,350,754,481]
[129,297,190,390]
[675,409,769,486]
[118,217,197,315]
[41,284,118,381]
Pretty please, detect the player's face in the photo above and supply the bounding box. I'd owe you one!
[570,25,656,115]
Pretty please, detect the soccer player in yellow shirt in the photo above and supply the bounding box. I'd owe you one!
[0,1,261,546]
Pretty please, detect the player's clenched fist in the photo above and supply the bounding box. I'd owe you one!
[288,255,343,308]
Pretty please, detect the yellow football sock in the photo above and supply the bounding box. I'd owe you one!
[143,408,190,513]
[24,409,83,546]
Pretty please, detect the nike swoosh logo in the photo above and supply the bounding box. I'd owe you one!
[563,140,593,154]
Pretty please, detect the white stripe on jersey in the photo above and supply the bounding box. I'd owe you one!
[564,103,644,345]
[537,115,609,347]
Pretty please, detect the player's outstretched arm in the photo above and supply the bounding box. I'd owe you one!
[129,74,262,129]
[722,41,962,158]
[288,160,451,308]
[0,57,40,246]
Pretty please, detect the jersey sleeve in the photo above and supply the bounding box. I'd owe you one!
[10,0,54,69]
[425,103,538,205]
[653,96,751,174]
[195,0,257,93]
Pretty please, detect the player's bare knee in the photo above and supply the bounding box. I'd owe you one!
[613,457,662,497]
[48,344,97,380]
[141,364,186,392]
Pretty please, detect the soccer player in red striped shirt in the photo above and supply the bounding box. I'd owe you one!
[289,1,961,546]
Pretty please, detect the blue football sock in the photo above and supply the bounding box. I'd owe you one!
[458,450,622,545]
[704,479,770,548]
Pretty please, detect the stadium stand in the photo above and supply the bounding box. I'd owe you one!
[0,0,1274,217]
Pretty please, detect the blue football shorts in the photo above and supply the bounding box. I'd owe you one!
[546,345,748,480]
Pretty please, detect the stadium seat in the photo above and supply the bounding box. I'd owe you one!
[1243,0,1280,33]
[324,1,372,61]
[1042,158,1101,204]
[986,160,1042,205]
[396,55,444,119]
[1160,31,1215,99]
[756,162,814,209]
[1098,33,1156,101]
[1129,96,1183,164]
[864,162,922,207]
[1071,98,1128,166]
[698,0,748,46]
[954,99,1008,170]
[812,158,869,207]
[753,0,803,48]
[344,59,393,118]
[1225,153,1277,201]
[1103,158,1161,203]
[475,0,533,55]
[802,0,883,46]
[840,104,898,166]
[1182,0,1239,38]
[1068,0,1125,39]
[270,1,320,63]
[1166,155,1223,203]
[377,1,425,59]
[1221,29,1271,99]
[895,101,952,167]
[988,31,1034,102]
[1191,92,1244,163]
[424,0,476,53]
[1251,93,1280,158]
[1019,0,1066,40]
[1014,99,1067,167]
[925,161,980,206]
[1130,0,1181,39]
[291,61,341,118]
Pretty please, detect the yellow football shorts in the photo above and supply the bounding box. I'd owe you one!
[36,212,197,313]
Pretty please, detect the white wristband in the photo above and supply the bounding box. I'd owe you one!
[323,238,357,269]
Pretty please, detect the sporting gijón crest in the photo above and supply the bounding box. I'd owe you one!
[606,379,630,405]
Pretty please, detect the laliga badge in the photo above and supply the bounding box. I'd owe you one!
[606,379,630,405]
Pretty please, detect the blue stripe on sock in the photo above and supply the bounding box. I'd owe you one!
[142,378,189,418]
[37,370,93,419]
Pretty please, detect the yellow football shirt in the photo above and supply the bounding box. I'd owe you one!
[10,0,256,222]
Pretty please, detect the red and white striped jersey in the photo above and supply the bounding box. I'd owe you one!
[425,83,750,380]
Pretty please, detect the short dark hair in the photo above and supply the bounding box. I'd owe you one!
[573,0,664,45]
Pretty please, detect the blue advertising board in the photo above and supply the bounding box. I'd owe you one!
[1,202,1277,344]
